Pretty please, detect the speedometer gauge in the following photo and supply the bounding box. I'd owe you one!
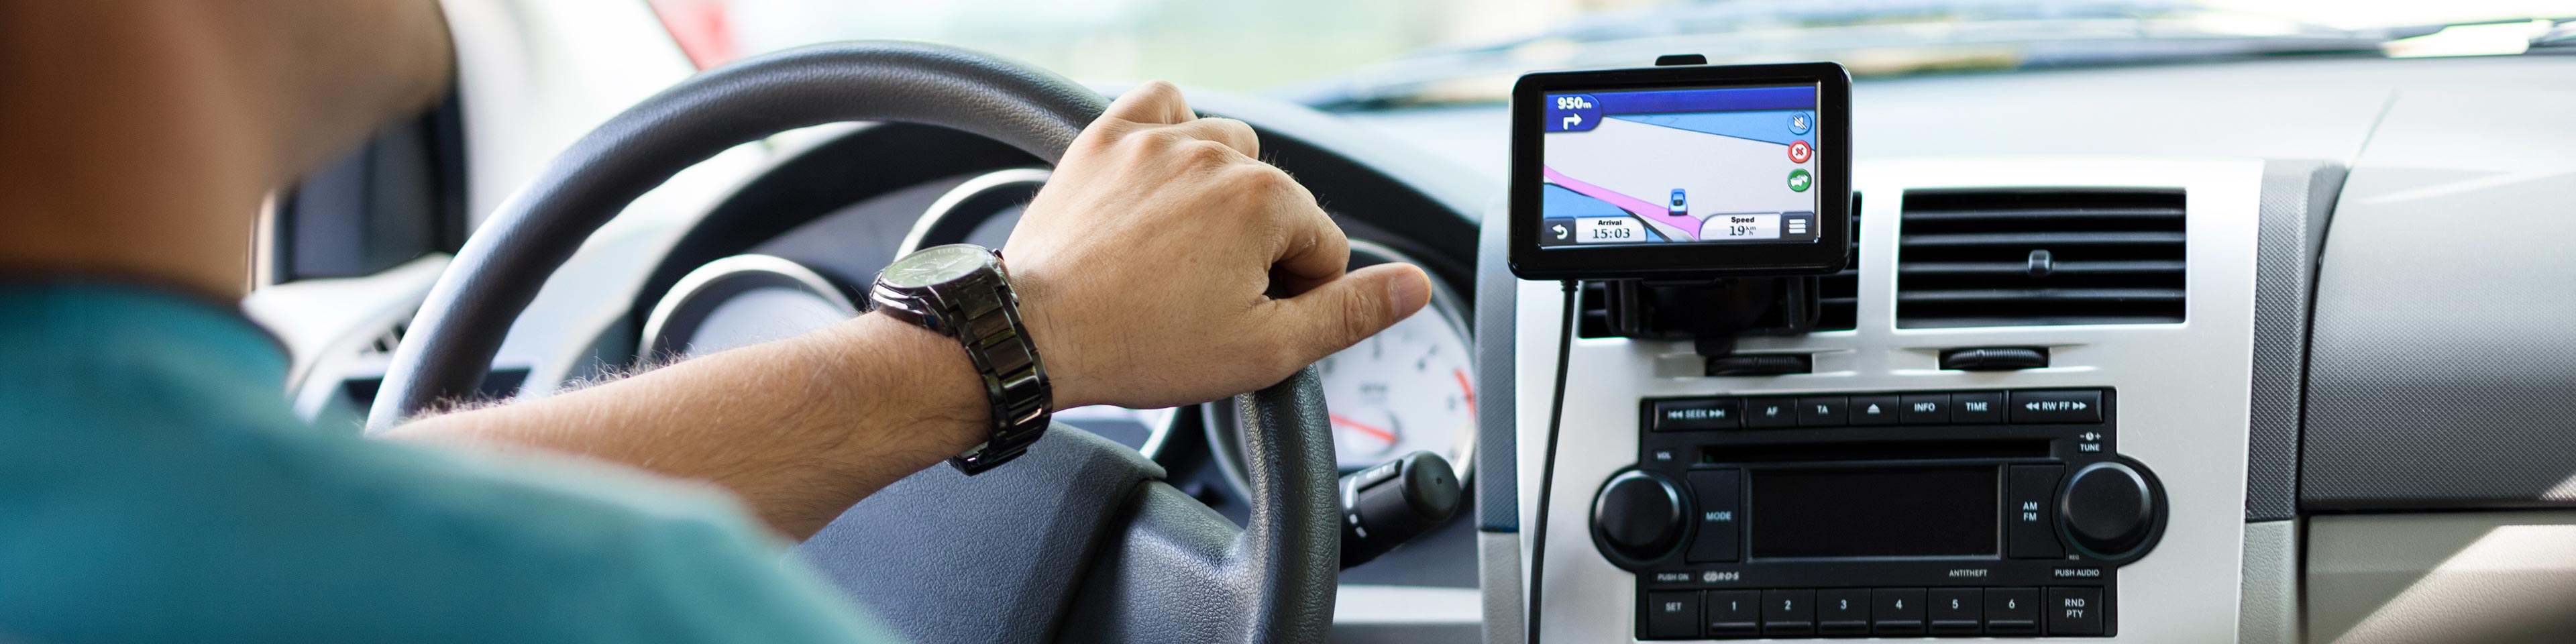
[1206,240,1476,484]
[1317,297,1475,468]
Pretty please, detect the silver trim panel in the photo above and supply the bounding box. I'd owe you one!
[1517,158,2264,643]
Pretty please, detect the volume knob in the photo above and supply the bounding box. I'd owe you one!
[1593,470,1685,566]
[2058,462,2157,560]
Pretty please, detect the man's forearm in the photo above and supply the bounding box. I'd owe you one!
[382,313,989,539]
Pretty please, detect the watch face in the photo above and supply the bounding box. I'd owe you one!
[881,244,993,289]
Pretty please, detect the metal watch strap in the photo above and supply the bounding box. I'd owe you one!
[872,260,1052,475]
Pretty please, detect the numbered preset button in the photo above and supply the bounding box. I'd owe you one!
[1815,589,1871,636]
[1705,590,1761,639]
[1928,588,1983,635]
[1760,589,1816,637]
[1985,587,2041,634]
[1872,588,1927,635]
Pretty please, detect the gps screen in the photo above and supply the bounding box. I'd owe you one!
[1538,85,1821,249]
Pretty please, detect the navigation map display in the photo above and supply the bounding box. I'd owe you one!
[1538,85,1820,248]
[1507,62,1849,280]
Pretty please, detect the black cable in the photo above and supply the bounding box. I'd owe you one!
[1524,280,1580,644]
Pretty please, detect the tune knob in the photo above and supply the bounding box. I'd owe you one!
[2058,462,2157,560]
[1593,470,1685,566]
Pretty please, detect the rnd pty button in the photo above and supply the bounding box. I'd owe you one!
[2045,587,2104,635]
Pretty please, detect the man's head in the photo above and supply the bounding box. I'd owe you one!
[0,0,454,296]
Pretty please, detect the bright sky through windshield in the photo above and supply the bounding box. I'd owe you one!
[657,0,2573,94]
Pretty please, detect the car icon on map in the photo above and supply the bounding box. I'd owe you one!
[1670,189,1687,217]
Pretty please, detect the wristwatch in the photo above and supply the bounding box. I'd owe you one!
[869,244,1052,475]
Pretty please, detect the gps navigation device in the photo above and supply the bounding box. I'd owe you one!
[1508,62,1851,280]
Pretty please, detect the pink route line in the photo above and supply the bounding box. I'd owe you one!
[1541,165,1701,239]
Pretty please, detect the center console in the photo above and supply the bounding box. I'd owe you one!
[1495,157,2269,644]
[1493,58,2267,644]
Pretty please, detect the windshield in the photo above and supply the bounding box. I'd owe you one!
[654,0,2573,107]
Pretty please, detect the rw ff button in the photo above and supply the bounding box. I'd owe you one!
[2010,390,2104,424]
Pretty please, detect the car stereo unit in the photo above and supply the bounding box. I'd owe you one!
[1597,388,2165,639]
[1507,61,1852,280]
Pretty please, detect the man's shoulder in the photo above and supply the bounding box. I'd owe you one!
[0,415,850,643]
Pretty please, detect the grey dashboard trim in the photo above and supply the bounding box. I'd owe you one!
[1333,584,1484,644]
[2246,160,2345,521]
[1518,158,2265,643]
[2239,519,2301,644]
[2300,85,2576,508]
[1477,531,1527,644]
[1472,199,1520,533]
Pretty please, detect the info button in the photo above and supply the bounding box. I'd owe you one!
[1654,398,1741,431]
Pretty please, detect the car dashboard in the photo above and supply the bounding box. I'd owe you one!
[254,38,2576,643]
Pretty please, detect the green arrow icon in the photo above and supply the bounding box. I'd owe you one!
[1786,168,1813,193]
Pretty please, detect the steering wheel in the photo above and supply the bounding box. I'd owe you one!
[366,42,1338,644]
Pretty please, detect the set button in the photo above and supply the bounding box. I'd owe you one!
[1665,586,2102,639]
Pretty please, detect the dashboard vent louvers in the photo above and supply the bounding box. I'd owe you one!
[362,319,409,356]
[1815,194,1860,332]
[1895,189,2185,328]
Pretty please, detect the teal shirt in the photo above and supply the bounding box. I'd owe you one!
[0,284,894,643]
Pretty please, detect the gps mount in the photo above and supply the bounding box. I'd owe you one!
[1575,54,1835,376]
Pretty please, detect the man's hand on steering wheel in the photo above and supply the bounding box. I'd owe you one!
[1008,81,1433,411]
[386,76,1426,539]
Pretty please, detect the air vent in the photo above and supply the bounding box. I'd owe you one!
[1896,189,2185,328]
[361,319,409,356]
[1815,195,1860,331]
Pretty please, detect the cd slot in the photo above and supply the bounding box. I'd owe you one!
[1698,439,2051,464]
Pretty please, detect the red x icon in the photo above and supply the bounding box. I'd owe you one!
[1786,140,1813,164]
